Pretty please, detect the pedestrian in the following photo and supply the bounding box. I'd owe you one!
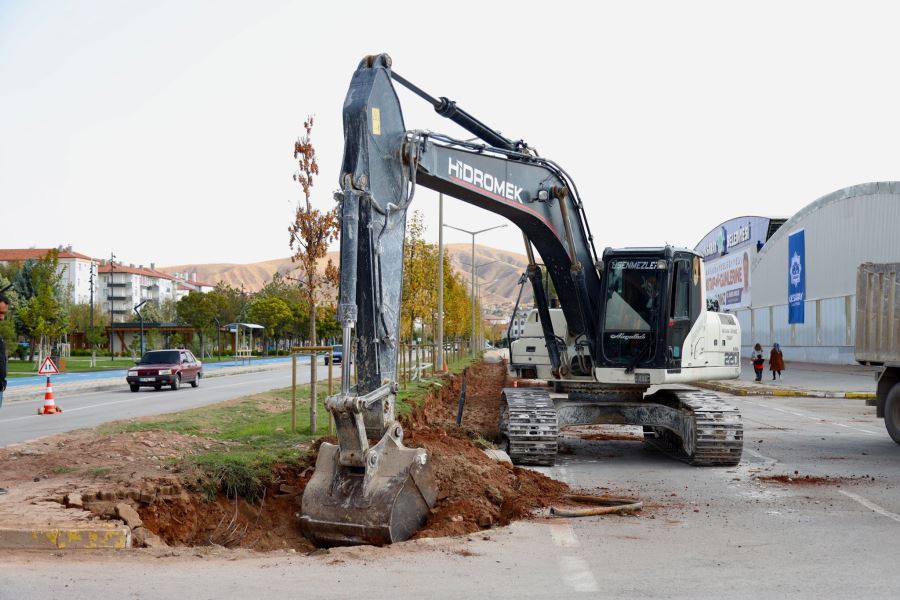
[769,342,785,380]
[752,342,765,382]
[0,292,10,495]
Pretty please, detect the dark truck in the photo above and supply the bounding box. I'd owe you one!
[855,263,900,443]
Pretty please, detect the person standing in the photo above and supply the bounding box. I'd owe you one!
[0,292,10,495]
[769,342,785,380]
[752,342,765,382]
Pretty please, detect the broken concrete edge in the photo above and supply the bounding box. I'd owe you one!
[694,381,875,400]
[2,361,290,403]
[0,526,131,550]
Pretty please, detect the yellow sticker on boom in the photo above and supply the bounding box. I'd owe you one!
[372,107,381,135]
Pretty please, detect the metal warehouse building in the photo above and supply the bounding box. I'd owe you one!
[696,182,900,364]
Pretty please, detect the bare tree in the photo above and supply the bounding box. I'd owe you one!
[289,116,339,433]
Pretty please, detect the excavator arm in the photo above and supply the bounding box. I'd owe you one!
[301,53,605,546]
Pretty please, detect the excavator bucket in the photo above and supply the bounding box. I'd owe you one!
[300,436,437,547]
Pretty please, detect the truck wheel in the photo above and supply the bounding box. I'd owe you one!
[130,384,139,393]
[885,384,900,445]
[190,373,200,388]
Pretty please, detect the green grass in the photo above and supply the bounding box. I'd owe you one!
[95,353,473,503]
[100,385,331,502]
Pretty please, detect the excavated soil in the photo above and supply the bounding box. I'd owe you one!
[755,474,869,486]
[0,360,572,552]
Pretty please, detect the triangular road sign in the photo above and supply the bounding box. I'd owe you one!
[38,357,59,375]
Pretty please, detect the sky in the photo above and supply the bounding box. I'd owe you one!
[1,1,899,267]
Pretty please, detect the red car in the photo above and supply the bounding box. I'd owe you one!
[126,349,202,392]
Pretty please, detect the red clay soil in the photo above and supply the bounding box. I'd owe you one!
[756,474,853,486]
[0,361,571,552]
[140,462,316,552]
[402,360,570,538]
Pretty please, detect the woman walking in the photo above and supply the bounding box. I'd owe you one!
[752,343,765,382]
[769,343,785,380]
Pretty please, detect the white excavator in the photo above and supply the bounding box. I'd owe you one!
[299,54,744,547]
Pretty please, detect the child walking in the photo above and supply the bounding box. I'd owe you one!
[752,343,765,382]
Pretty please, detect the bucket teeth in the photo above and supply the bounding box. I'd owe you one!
[300,440,437,547]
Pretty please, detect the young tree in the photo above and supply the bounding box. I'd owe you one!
[176,292,217,358]
[15,250,69,365]
[401,211,439,343]
[289,116,339,432]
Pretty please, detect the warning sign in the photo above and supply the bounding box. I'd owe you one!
[38,357,59,375]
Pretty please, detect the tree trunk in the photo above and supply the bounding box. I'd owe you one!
[310,301,317,434]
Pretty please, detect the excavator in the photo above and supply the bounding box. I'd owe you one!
[299,53,744,547]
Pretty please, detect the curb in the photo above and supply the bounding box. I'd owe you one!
[694,381,876,400]
[0,525,130,550]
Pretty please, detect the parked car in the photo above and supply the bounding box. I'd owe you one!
[126,349,202,392]
[324,345,345,365]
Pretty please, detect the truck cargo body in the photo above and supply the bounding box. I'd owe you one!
[855,263,900,443]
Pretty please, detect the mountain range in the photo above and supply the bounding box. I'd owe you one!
[161,244,534,311]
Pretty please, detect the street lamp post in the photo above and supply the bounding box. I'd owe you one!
[89,263,96,368]
[133,300,149,357]
[443,223,507,357]
[109,253,116,361]
[461,259,501,353]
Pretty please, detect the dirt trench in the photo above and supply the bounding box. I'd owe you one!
[151,360,568,548]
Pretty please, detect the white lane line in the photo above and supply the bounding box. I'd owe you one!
[0,378,293,424]
[548,521,580,548]
[556,556,599,593]
[742,447,778,465]
[743,399,880,435]
[839,490,900,524]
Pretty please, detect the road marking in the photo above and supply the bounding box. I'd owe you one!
[557,555,599,592]
[743,447,778,465]
[743,399,880,435]
[548,521,579,548]
[839,490,900,524]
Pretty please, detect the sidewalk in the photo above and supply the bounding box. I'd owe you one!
[695,359,879,399]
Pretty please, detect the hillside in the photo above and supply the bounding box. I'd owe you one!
[161,244,533,310]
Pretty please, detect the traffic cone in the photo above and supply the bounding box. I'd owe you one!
[512,379,518,388]
[38,377,62,415]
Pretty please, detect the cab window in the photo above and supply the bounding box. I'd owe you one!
[672,259,691,320]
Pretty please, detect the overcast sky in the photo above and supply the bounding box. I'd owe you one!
[1,1,897,267]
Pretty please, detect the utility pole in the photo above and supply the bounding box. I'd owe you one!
[437,193,444,371]
[462,259,500,354]
[443,223,507,357]
[109,253,116,361]
[89,263,96,367]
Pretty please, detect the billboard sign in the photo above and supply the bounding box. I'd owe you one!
[788,229,806,323]
[695,216,771,310]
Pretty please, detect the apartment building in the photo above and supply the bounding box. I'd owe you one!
[0,246,97,303]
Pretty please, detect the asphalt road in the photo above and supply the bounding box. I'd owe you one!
[1,393,899,599]
[0,361,337,447]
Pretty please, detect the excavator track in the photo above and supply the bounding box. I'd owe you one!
[499,388,559,466]
[644,389,743,466]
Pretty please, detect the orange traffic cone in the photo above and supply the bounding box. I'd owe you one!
[38,377,62,415]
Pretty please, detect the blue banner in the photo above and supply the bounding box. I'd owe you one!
[788,229,805,323]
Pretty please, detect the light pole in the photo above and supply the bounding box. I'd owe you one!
[443,223,507,357]
[89,263,96,367]
[109,253,116,361]
[462,259,501,352]
[133,300,148,357]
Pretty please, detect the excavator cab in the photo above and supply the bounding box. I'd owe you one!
[599,248,704,372]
